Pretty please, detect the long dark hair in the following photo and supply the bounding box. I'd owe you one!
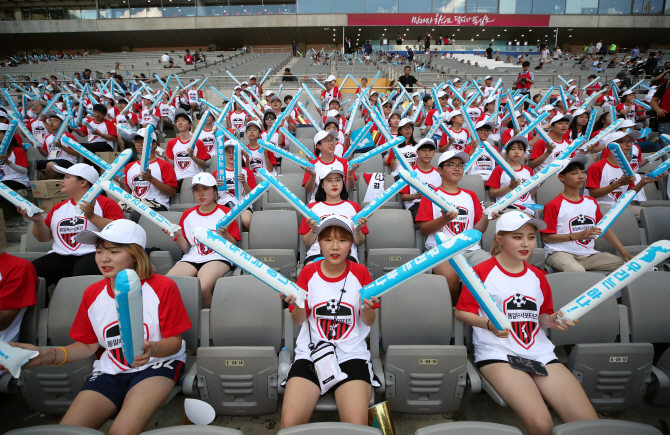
[593,112,610,133]
[314,174,349,202]
[398,124,417,147]
[569,112,589,139]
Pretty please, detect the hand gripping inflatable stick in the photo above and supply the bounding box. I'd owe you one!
[7,113,39,148]
[359,230,482,303]
[558,241,670,323]
[61,136,112,171]
[257,139,315,170]
[645,158,670,180]
[199,99,222,117]
[52,115,73,154]
[581,76,600,90]
[215,130,227,194]
[463,147,485,173]
[0,339,40,378]
[644,141,670,162]
[114,269,144,367]
[607,143,635,177]
[484,159,569,218]
[216,180,270,231]
[194,227,308,307]
[140,125,154,173]
[349,136,405,166]
[0,120,18,156]
[76,149,133,215]
[555,137,586,161]
[352,180,408,223]
[0,182,43,217]
[437,233,512,331]
[578,118,625,151]
[258,168,320,223]
[399,169,458,214]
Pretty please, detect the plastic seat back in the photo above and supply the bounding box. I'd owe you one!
[19,278,47,345]
[640,207,670,244]
[277,423,382,434]
[168,276,201,354]
[23,222,53,252]
[246,210,298,278]
[415,422,523,435]
[196,276,282,415]
[365,209,420,279]
[6,425,105,435]
[380,274,468,414]
[264,173,306,206]
[594,206,642,254]
[355,154,384,174]
[550,420,662,435]
[536,175,564,205]
[140,427,243,434]
[140,211,185,262]
[459,174,486,201]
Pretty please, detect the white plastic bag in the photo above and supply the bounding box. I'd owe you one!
[0,340,40,378]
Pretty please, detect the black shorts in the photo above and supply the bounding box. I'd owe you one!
[80,359,185,410]
[181,259,233,270]
[36,159,74,170]
[477,359,560,369]
[286,358,371,392]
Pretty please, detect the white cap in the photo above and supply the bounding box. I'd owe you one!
[571,108,591,118]
[612,79,621,83]
[320,162,345,179]
[550,113,573,124]
[483,97,495,105]
[224,139,236,148]
[411,92,420,98]
[249,75,257,80]
[317,214,354,236]
[438,150,470,165]
[436,91,448,99]
[326,109,340,117]
[141,94,155,102]
[0,109,8,118]
[475,120,494,130]
[417,138,436,149]
[45,110,65,120]
[326,75,337,82]
[485,75,493,80]
[495,211,547,233]
[189,172,218,189]
[453,77,461,83]
[567,85,576,94]
[129,127,157,142]
[0,123,9,131]
[605,130,641,142]
[448,110,462,121]
[538,104,556,114]
[241,81,249,86]
[246,119,262,130]
[265,90,274,97]
[234,85,241,91]
[622,90,634,97]
[399,118,414,128]
[313,129,338,146]
[77,219,147,248]
[53,163,100,185]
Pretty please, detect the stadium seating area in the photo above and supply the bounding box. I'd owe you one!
[1,47,669,434]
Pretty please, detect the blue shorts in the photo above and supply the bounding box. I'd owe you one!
[80,359,185,410]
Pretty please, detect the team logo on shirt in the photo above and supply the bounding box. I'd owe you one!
[202,137,215,155]
[569,214,595,248]
[103,321,149,370]
[249,157,263,173]
[445,206,469,235]
[175,151,191,171]
[518,179,530,202]
[196,240,214,256]
[504,293,540,349]
[57,216,87,251]
[132,174,151,197]
[608,178,623,201]
[314,300,355,340]
[475,154,493,171]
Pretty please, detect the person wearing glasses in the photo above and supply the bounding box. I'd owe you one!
[415,151,496,305]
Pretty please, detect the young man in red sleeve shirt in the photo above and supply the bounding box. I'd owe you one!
[528,113,574,173]
[0,253,38,343]
[71,103,118,166]
[164,109,210,190]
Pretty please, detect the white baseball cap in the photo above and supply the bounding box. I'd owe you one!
[436,91,448,99]
[448,110,462,121]
[265,90,274,97]
[189,172,218,189]
[453,78,461,83]
[438,150,470,166]
[76,219,147,248]
[0,109,8,118]
[241,81,249,86]
[234,85,241,91]
[0,123,9,131]
[538,104,556,114]
[45,110,65,120]
[484,75,493,80]
[249,75,257,80]
[326,75,337,82]
[326,109,340,117]
[399,118,414,128]
[550,113,573,124]
[313,129,338,145]
[612,79,621,84]
[53,163,99,185]
[621,90,634,97]
[317,214,354,236]
[129,127,157,142]
[475,120,494,130]
[495,211,547,233]
[141,94,155,102]
[567,85,576,93]
[571,108,591,118]
[224,139,236,148]
[320,162,345,179]
[604,130,641,142]
[417,138,436,149]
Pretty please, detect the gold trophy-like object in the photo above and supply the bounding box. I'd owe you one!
[368,401,396,435]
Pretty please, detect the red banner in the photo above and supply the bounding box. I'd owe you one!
[347,13,550,27]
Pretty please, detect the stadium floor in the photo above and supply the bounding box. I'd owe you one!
[2,387,668,434]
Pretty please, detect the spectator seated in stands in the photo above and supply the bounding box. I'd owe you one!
[164,109,209,190]
[0,253,38,343]
[487,136,538,215]
[0,122,30,192]
[35,111,79,179]
[212,140,256,232]
[71,104,118,160]
[0,220,191,435]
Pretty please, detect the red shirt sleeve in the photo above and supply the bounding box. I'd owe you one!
[298,203,317,235]
[165,139,176,160]
[13,148,28,168]
[415,196,435,223]
[218,206,241,241]
[69,282,104,344]
[601,148,611,160]
[154,276,192,338]
[244,167,257,189]
[159,159,178,188]
[104,120,117,137]
[585,162,603,190]
[455,260,495,314]
[537,271,554,315]
[439,134,448,148]
[292,264,313,315]
[351,202,369,234]
[267,151,278,166]
[530,140,547,160]
[99,196,124,220]
[485,166,503,189]
[465,189,483,224]
[594,198,604,224]
[540,197,559,234]
[0,254,37,311]
[194,140,210,161]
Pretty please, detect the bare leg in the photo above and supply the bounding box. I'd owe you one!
[533,363,598,423]
[108,375,176,435]
[45,161,59,179]
[167,262,198,278]
[60,390,118,429]
[196,261,231,309]
[334,380,372,425]
[241,210,253,232]
[480,363,555,435]
[432,261,461,305]
[280,377,321,429]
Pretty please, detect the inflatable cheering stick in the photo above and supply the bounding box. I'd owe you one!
[114,269,144,366]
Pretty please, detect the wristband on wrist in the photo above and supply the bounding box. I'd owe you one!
[486,319,492,332]
[150,341,159,357]
[54,347,68,366]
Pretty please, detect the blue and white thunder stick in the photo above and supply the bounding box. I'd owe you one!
[310,77,327,91]
[1,89,21,117]
[232,96,259,120]
[215,130,227,193]
[645,158,670,179]
[148,91,165,112]
[225,71,241,86]
[343,122,374,159]
[555,137,586,160]
[280,127,316,159]
[484,159,569,218]
[266,89,301,139]
[64,96,75,127]
[581,76,600,91]
[359,230,482,303]
[634,99,652,110]
[431,88,443,114]
[410,100,424,124]
[583,110,597,141]
[140,125,154,173]
[464,147,485,173]
[214,122,250,153]
[196,77,209,92]
[301,83,323,111]
[76,149,133,214]
[507,91,520,130]
[233,140,242,201]
[536,86,554,109]
[172,74,184,89]
[116,124,135,138]
[593,190,636,239]
[102,181,181,235]
[425,112,449,140]
[399,169,458,214]
[296,102,322,130]
[153,74,169,91]
[607,143,635,177]
[114,269,144,366]
[349,136,404,166]
[208,86,230,105]
[62,136,112,171]
[352,180,408,222]
[216,180,270,231]
[186,110,210,151]
[43,94,62,114]
[7,113,38,148]
[52,115,73,151]
[579,88,606,110]
[559,240,670,322]
[277,84,283,98]
[0,120,18,156]
[579,118,625,151]
[437,234,512,330]
[644,142,670,162]
[0,182,43,216]
[258,139,315,170]
[483,140,519,181]
[259,68,272,86]
[199,99,222,117]
[194,227,308,307]
[258,168,320,223]
[516,112,550,141]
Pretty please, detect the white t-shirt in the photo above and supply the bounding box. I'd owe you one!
[115,112,138,133]
[178,205,241,264]
[486,165,536,210]
[387,143,420,177]
[212,167,257,206]
[70,275,191,375]
[0,147,29,187]
[123,159,178,209]
[399,166,441,209]
[466,107,482,124]
[80,118,117,149]
[541,194,603,258]
[456,257,557,365]
[246,145,277,176]
[165,137,210,180]
[199,129,216,158]
[228,111,248,131]
[292,261,376,365]
[159,103,174,121]
[464,144,496,181]
[586,159,636,206]
[303,156,354,203]
[439,127,469,152]
[141,107,160,127]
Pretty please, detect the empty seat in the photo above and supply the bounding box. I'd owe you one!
[141,428,243,434]
[594,206,647,257]
[184,276,283,415]
[380,274,470,414]
[173,176,194,204]
[415,422,523,435]
[262,174,307,211]
[140,211,185,275]
[546,272,654,413]
[277,423,382,434]
[355,154,384,174]
[550,420,662,435]
[12,223,53,262]
[365,209,420,280]
[640,207,670,244]
[622,272,670,407]
[245,210,298,279]
[19,276,101,414]
[5,425,105,435]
